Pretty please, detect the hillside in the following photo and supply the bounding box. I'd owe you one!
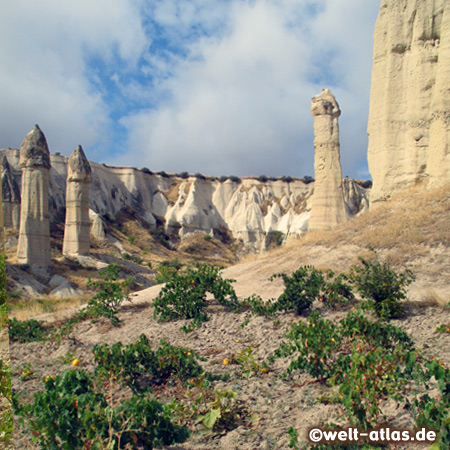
[10,184,450,450]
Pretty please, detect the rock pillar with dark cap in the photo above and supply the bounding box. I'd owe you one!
[63,145,92,257]
[17,125,52,268]
[309,89,347,230]
[1,155,21,230]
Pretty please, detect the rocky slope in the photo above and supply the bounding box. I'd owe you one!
[368,0,450,202]
[1,148,369,253]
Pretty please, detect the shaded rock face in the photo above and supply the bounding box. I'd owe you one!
[368,0,450,202]
[1,154,21,229]
[309,89,347,230]
[63,146,92,257]
[0,148,370,253]
[16,125,51,269]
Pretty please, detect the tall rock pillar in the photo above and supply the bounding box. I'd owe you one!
[309,89,347,230]
[63,145,92,257]
[17,125,51,269]
[368,0,450,201]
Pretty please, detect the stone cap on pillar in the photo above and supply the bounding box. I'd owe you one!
[67,145,92,183]
[311,89,341,118]
[19,124,51,169]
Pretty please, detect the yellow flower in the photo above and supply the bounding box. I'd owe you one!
[261,368,268,373]
[71,359,81,367]
[223,358,229,366]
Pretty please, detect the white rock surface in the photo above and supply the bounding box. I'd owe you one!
[368,0,450,202]
[1,148,369,253]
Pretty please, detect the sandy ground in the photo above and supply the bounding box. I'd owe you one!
[9,241,450,450]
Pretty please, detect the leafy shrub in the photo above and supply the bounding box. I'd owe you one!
[93,334,206,394]
[157,170,170,178]
[15,368,189,450]
[219,175,228,182]
[128,235,136,245]
[348,252,415,319]
[229,175,242,184]
[9,318,49,343]
[203,234,212,241]
[280,176,294,183]
[153,264,239,328]
[194,172,206,180]
[270,309,417,428]
[141,167,153,174]
[319,271,355,309]
[155,259,183,284]
[257,175,268,183]
[302,175,314,184]
[0,355,13,444]
[86,263,131,326]
[177,171,189,179]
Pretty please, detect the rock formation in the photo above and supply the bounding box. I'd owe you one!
[62,146,92,257]
[0,147,369,253]
[0,174,3,252]
[16,125,51,269]
[1,155,21,229]
[309,89,347,230]
[368,0,450,202]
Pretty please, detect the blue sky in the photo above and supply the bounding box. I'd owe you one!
[0,0,380,179]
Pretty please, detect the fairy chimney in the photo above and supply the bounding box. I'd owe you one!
[309,89,347,230]
[1,155,21,230]
[62,145,92,257]
[17,125,51,269]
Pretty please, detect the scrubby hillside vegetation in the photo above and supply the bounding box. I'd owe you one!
[8,184,450,450]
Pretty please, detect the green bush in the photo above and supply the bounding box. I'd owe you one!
[93,334,205,394]
[9,318,50,343]
[271,309,416,428]
[348,253,415,319]
[153,264,239,328]
[15,368,189,450]
[270,266,325,315]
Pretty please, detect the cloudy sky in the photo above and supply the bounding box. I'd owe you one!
[0,0,380,179]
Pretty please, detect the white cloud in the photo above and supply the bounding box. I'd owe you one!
[0,0,147,155]
[0,0,380,178]
[118,0,379,177]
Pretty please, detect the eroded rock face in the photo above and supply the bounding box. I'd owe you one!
[1,148,370,253]
[63,146,92,257]
[1,154,21,229]
[309,89,347,230]
[368,0,450,202]
[16,125,51,269]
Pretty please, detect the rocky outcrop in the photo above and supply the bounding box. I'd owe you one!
[0,148,370,253]
[62,146,92,257]
[1,154,21,229]
[368,0,450,202]
[16,125,51,269]
[309,89,347,230]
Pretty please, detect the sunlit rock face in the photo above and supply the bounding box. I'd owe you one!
[62,145,92,257]
[368,0,450,202]
[16,125,51,270]
[309,89,347,230]
[1,148,369,253]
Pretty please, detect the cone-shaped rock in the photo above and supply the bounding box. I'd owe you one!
[17,125,51,268]
[309,89,347,230]
[368,0,450,201]
[62,145,92,257]
[1,155,21,229]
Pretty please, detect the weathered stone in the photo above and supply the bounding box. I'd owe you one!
[1,155,21,229]
[63,145,92,257]
[17,125,51,269]
[368,0,450,202]
[309,89,347,230]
